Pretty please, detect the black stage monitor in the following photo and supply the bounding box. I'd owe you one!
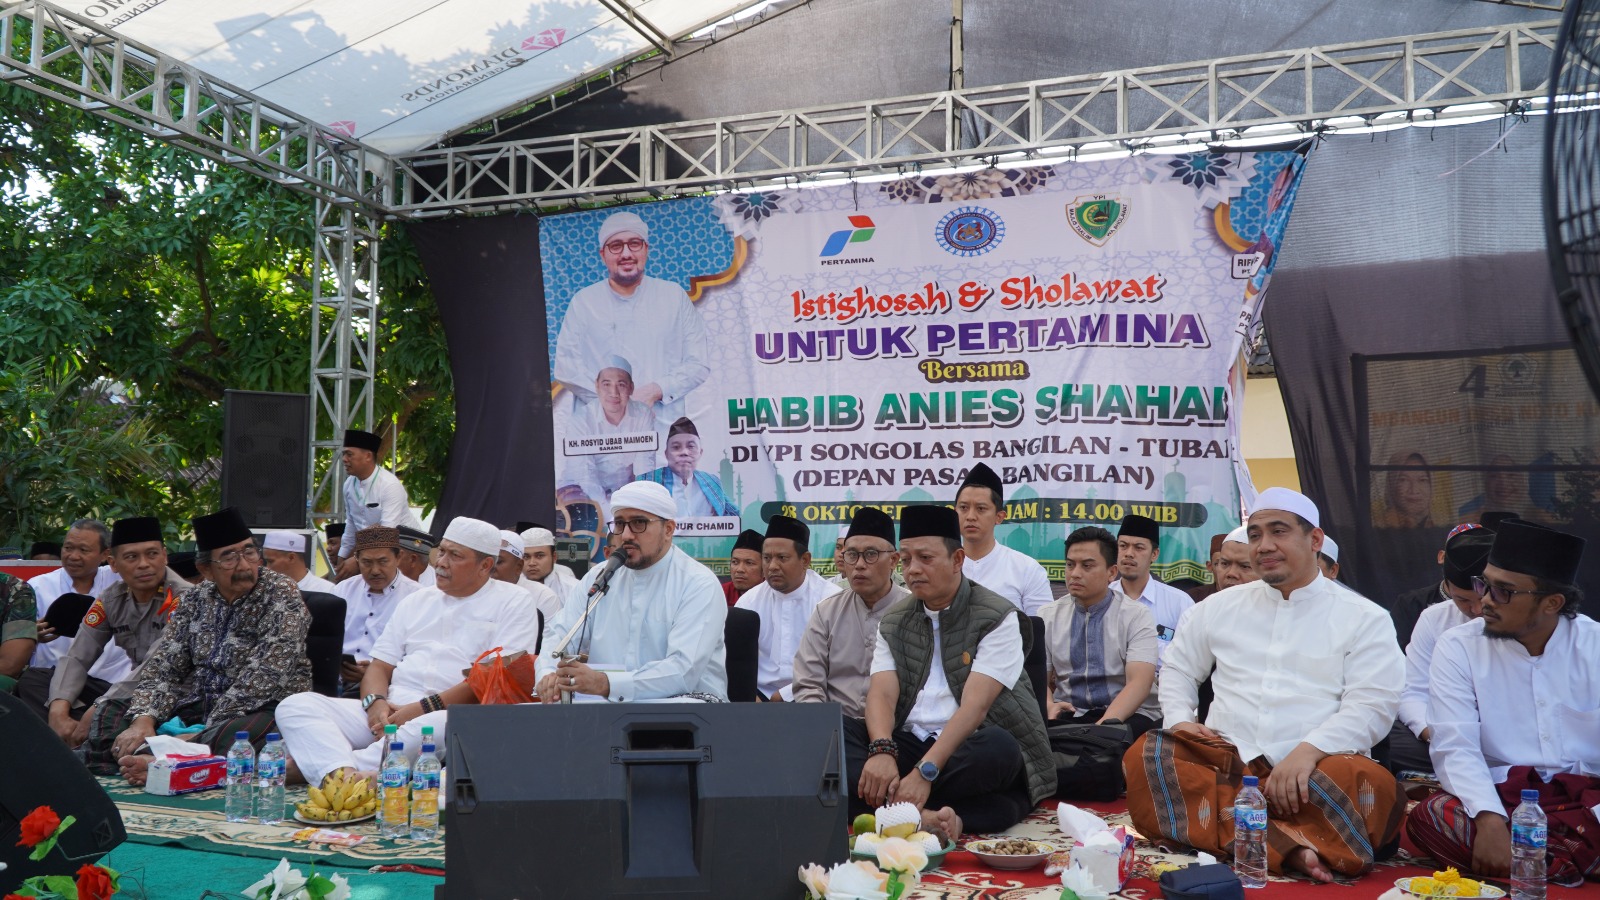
[438,703,849,899]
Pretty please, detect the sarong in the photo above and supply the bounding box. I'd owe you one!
[83,697,278,774]
[1407,768,1600,887]
[1124,728,1401,876]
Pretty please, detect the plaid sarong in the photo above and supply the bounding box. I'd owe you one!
[1407,768,1600,887]
[1124,728,1402,877]
[83,697,278,775]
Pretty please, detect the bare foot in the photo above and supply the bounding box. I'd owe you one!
[285,757,305,785]
[117,754,152,787]
[1284,847,1335,883]
[919,806,964,846]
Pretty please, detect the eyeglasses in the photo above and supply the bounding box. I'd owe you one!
[607,516,662,535]
[841,548,890,565]
[603,238,647,254]
[213,546,261,568]
[1471,576,1544,606]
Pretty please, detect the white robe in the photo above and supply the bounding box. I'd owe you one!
[734,570,837,700]
[1159,575,1403,764]
[297,572,338,595]
[1398,598,1472,738]
[1428,614,1600,818]
[338,466,422,558]
[961,543,1054,616]
[334,573,422,659]
[552,275,709,425]
[27,566,125,678]
[1122,574,1195,666]
[560,398,658,503]
[536,545,727,701]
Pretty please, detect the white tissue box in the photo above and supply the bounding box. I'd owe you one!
[1067,827,1135,894]
[144,754,227,796]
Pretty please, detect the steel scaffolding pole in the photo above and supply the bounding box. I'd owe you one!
[388,18,1564,216]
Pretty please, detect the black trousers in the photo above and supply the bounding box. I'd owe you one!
[12,666,109,719]
[842,716,1032,834]
[1379,719,1435,776]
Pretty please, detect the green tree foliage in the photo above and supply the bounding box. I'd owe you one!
[0,84,453,546]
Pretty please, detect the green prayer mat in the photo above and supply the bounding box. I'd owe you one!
[97,841,440,899]
[101,777,444,870]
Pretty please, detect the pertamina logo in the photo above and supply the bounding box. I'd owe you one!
[819,215,876,265]
[1067,194,1127,247]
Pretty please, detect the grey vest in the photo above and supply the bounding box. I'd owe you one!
[880,577,1056,804]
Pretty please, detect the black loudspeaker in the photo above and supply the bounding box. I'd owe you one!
[0,693,126,884]
[221,390,311,529]
[438,703,849,899]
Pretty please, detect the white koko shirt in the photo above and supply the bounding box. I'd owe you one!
[734,569,836,700]
[1398,597,1472,738]
[370,579,541,706]
[962,543,1055,616]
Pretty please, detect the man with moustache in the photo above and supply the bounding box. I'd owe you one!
[791,508,908,718]
[333,527,421,694]
[89,508,311,783]
[736,515,835,701]
[1211,526,1256,590]
[43,517,187,745]
[722,529,764,606]
[1125,488,1405,883]
[277,517,541,787]
[1407,520,1599,887]
[536,482,727,703]
[1115,514,1194,665]
[26,520,120,678]
[494,530,562,622]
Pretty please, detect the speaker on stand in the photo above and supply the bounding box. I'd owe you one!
[221,390,311,529]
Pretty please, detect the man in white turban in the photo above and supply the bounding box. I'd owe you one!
[551,211,709,427]
[535,482,727,702]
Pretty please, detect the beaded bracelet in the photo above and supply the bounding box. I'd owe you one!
[867,738,898,758]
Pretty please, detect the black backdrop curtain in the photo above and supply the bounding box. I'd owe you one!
[410,215,553,534]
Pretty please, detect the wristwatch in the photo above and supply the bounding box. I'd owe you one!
[361,693,387,711]
[916,760,940,782]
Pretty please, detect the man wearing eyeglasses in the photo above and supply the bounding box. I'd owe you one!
[1408,519,1598,887]
[1383,524,1496,777]
[332,526,421,694]
[87,508,312,784]
[1127,488,1405,884]
[734,515,836,702]
[551,210,709,428]
[791,508,908,718]
[535,481,727,703]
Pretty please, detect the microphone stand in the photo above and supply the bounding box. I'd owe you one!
[549,550,625,704]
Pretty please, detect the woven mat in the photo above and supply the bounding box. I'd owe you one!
[101,777,444,870]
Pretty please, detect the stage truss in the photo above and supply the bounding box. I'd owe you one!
[0,0,1570,520]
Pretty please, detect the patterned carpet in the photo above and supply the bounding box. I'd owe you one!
[100,777,444,870]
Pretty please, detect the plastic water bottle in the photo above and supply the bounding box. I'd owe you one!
[1233,775,1268,888]
[255,733,287,825]
[224,732,255,823]
[409,739,441,840]
[1511,789,1547,900]
[378,741,411,839]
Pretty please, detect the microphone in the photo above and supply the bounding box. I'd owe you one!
[587,549,627,598]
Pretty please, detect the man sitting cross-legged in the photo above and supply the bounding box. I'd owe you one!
[1406,519,1599,887]
[843,504,1055,842]
[277,517,540,787]
[87,508,311,784]
[1124,488,1405,883]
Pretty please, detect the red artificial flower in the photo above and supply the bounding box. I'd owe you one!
[16,807,60,847]
[76,863,114,900]
[7,893,32,900]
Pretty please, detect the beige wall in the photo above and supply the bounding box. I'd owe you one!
[1242,376,1300,491]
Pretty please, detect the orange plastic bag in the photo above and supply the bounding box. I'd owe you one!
[466,647,538,704]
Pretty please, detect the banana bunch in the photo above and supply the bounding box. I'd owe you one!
[295,772,377,821]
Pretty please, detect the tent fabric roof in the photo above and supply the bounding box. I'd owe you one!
[50,0,762,154]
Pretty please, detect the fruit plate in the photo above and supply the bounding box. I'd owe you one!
[850,839,956,872]
[1394,878,1506,899]
[292,811,376,826]
[965,839,1056,870]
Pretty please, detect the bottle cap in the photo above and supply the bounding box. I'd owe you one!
[1521,789,1540,802]
[265,732,280,742]
[235,731,249,740]
[384,724,398,734]
[421,726,435,736]
[1241,776,1258,787]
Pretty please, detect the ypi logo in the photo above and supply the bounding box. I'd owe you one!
[1067,194,1127,246]
[935,207,1005,257]
[820,215,876,256]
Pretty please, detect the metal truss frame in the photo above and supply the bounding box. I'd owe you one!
[389,18,1564,216]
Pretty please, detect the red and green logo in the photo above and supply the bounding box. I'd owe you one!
[820,216,876,256]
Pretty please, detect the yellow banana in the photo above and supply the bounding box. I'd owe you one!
[308,786,329,808]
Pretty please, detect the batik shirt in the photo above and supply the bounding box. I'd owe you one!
[0,572,38,643]
[129,568,311,727]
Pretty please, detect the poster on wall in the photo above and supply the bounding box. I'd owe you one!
[539,147,1312,579]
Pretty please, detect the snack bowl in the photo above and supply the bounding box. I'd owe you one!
[966,838,1056,870]
[1395,877,1506,899]
[849,839,956,873]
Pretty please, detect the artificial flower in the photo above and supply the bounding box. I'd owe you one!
[797,862,830,899]
[17,807,60,847]
[76,863,115,900]
[824,861,888,900]
[244,859,309,900]
[872,837,926,877]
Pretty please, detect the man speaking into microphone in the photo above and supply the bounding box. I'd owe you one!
[536,482,729,703]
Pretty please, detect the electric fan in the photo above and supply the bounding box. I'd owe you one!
[1546,0,1600,400]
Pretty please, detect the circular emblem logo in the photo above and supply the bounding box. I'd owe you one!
[935,206,1005,257]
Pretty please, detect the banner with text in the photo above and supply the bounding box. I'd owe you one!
[541,148,1312,579]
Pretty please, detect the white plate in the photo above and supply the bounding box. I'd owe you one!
[1395,877,1507,899]
[965,839,1056,870]
[291,810,376,826]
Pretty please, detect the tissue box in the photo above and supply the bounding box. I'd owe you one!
[145,754,227,796]
[1067,826,1135,894]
